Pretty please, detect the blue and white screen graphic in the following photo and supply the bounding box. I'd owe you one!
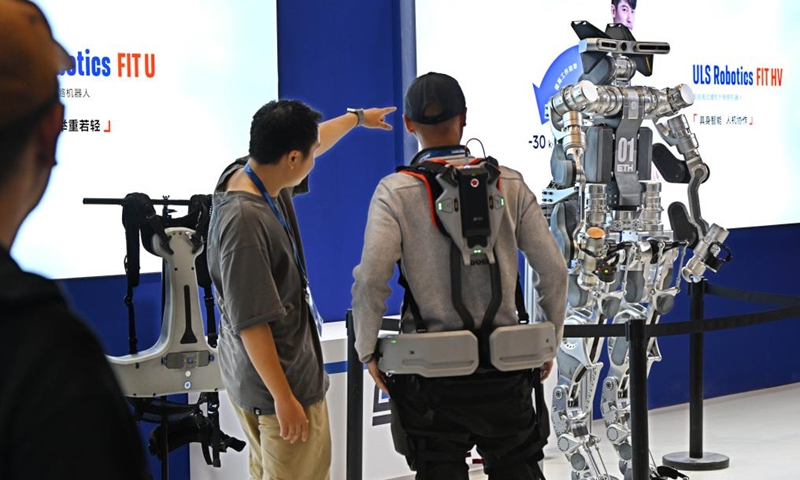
[13,0,278,279]
[416,0,798,230]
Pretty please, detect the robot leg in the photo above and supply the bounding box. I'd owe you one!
[552,306,619,480]
[602,302,669,479]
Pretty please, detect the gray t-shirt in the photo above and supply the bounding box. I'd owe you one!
[207,158,328,415]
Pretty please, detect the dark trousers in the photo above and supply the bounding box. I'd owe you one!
[387,369,548,480]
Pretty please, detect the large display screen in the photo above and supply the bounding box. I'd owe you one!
[13,0,278,279]
[416,0,797,231]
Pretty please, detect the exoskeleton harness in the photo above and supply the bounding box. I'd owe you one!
[376,148,557,377]
[114,193,244,467]
[377,149,555,474]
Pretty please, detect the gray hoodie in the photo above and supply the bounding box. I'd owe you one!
[351,152,568,363]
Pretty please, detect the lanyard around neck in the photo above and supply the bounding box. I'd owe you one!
[243,162,308,286]
[413,146,469,164]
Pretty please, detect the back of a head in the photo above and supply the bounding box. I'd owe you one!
[249,99,323,165]
[0,0,72,183]
[404,72,466,138]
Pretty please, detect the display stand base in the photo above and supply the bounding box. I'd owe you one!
[662,452,729,471]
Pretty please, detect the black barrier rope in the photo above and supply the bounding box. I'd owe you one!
[561,297,800,338]
[706,283,800,307]
[345,282,800,480]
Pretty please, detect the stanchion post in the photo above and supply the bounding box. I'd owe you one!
[689,279,705,458]
[346,310,363,480]
[161,412,169,480]
[663,279,729,471]
[627,318,650,480]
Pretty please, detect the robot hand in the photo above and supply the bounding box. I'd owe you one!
[681,223,732,282]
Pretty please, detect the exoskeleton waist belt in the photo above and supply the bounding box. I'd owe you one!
[377,322,556,377]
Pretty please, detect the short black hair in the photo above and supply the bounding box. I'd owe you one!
[612,0,637,9]
[249,100,323,165]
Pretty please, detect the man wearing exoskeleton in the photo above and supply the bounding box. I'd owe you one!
[352,72,568,480]
[542,21,731,480]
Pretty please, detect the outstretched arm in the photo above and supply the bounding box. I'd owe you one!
[316,107,396,156]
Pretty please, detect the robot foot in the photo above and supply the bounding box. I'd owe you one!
[654,465,689,479]
[571,473,619,480]
[621,465,689,480]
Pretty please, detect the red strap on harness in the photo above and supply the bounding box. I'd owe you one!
[400,157,502,227]
[400,170,438,227]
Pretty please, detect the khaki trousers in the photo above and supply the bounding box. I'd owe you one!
[232,398,331,480]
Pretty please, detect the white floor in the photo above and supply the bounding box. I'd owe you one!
[394,382,800,480]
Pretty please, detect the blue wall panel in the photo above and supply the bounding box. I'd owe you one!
[276,0,408,321]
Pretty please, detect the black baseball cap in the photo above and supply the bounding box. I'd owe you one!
[0,0,73,129]
[404,72,466,125]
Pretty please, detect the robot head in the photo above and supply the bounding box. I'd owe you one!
[571,20,669,85]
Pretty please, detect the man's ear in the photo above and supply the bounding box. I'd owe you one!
[461,108,468,128]
[610,4,617,19]
[403,114,415,134]
[35,102,64,167]
[288,149,301,165]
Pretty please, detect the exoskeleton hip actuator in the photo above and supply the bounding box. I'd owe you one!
[542,21,731,480]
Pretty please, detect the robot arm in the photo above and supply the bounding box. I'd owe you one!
[650,90,733,282]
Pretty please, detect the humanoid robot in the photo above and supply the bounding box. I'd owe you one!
[541,21,731,480]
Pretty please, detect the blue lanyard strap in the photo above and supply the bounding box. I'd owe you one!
[417,147,469,162]
[243,162,309,286]
[413,146,470,164]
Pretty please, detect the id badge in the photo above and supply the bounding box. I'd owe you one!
[305,285,324,336]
